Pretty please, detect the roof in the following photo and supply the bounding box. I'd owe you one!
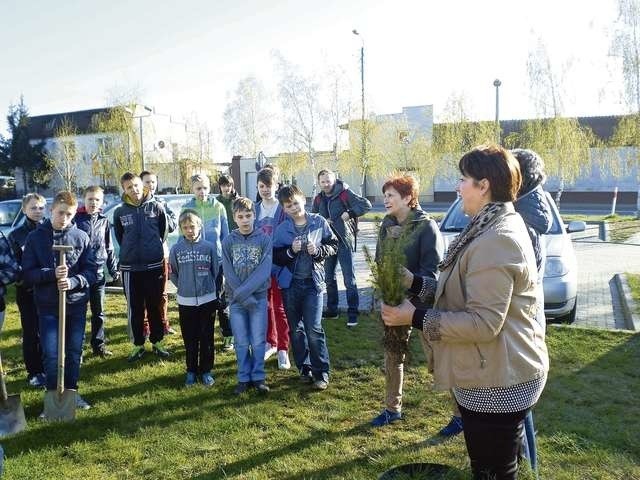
[27,107,112,139]
[499,115,623,141]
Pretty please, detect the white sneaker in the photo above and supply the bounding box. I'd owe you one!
[264,343,277,360]
[277,350,291,370]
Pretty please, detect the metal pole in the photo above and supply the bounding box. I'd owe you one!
[360,44,367,198]
[139,116,145,172]
[493,79,501,145]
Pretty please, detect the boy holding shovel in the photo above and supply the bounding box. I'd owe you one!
[22,191,97,416]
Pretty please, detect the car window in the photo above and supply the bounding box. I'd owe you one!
[0,201,22,227]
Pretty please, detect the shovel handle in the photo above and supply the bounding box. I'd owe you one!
[53,246,72,397]
[0,351,8,403]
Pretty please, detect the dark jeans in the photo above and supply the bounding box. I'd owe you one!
[458,403,528,480]
[39,308,87,391]
[123,269,165,345]
[88,276,107,351]
[282,279,330,382]
[16,286,44,377]
[523,411,538,477]
[178,302,215,374]
[324,244,359,320]
[215,267,232,337]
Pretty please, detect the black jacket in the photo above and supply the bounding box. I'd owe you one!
[74,207,118,279]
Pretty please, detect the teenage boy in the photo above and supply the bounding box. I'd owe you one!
[74,186,119,357]
[312,169,371,327]
[184,174,233,351]
[273,185,338,390]
[8,193,47,386]
[222,197,272,394]
[255,168,290,369]
[22,191,97,411]
[217,174,238,231]
[140,170,177,335]
[114,172,171,361]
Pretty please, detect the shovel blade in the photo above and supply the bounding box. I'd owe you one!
[44,390,76,422]
[0,394,27,436]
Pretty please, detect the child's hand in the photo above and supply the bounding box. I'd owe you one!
[292,237,303,253]
[57,277,71,291]
[341,211,350,222]
[306,242,317,256]
[55,265,68,279]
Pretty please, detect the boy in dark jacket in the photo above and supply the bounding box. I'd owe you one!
[113,172,171,361]
[8,193,47,387]
[273,185,338,391]
[0,230,20,333]
[22,191,97,411]
[312,169,371,327]
[222,197,272,394]
[74,185,119,358]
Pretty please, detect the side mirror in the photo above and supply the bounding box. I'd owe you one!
[566,220,586,233]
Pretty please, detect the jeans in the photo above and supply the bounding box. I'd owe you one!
[458,403,528,480]
[282,279,330,382]
[89,276,106,351]
[229,297,267,383]
[179,301,215,374]
[324,244,359,320]
[16,286,44,377]
[39,308,87,391]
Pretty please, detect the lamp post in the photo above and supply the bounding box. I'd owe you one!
[493,79,501,145]
[352,29,367,198]
[127,105,153,172]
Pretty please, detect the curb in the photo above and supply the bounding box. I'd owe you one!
[613,273,640,331]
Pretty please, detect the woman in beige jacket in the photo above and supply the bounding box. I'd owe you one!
[382,144,549,479]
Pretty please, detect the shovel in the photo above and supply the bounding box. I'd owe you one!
[44,245,76,422]
[0,351,27,436]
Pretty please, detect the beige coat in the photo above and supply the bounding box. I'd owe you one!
[430,205,549,391]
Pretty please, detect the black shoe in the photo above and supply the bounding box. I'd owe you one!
[322,311,339,319]
[234,382,250,395]
[254,381,270,393]
[94,347,113,358]
[299,369,314,384]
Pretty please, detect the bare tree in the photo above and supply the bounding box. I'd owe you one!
[323,65,352,162]
[45,117,84,191]
[223,76,273,158]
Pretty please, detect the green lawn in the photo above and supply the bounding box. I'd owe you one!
[627,273,640,315]
[0,288,638,479]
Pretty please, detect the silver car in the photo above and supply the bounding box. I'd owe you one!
[438,193,586,323]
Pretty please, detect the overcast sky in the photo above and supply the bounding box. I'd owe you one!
[0,0,625,159]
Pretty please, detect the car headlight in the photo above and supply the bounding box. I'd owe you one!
[544,256,569,278]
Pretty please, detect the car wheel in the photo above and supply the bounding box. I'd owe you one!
[558,299,577,324]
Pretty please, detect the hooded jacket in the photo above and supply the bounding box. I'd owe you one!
[74,206,118,279]
[169,234,218,306]
[183,195,229,261]
[311,179,371,251]
[22,219,98,314]
[8,216,40,288]
[272,212,338,293]
[255,200,286,238]
[222,228,272,310]
[113,191,168,271]
[217,190,239,230]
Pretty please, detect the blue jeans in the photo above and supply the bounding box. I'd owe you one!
[324,244,359,320]
[39,307,87,391]
[282,279,330,382]
[229,297,267,383]
[89,277,106,351]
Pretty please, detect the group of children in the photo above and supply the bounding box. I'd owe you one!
[0,165,339,415]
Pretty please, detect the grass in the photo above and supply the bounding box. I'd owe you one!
[563,214,640,243]
[0,288,639,479]
[627,273,640,315]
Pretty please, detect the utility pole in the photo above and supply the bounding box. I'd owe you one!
[493,79,502,145]
[353,29,367,198]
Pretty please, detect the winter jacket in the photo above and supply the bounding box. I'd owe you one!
[377,208,444,308]
[74,207,118,279]
[222,228,272,310]
[217,191,239,230]
[113,191,168,272]
[427,204,549,391]
[22,219,98,315]
[169,234,218,306]
[272,212,338,293]
[311,179,371,251]
[514,185,552,273]
[8,217,40,290]
[255,201,286,237]
[183,196,229,261]
[0,231,19,298]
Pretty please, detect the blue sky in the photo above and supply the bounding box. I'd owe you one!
[0,0,624,158]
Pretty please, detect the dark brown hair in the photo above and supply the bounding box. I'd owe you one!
[257,168,275,187]
[232,196,254,214]
[120,172,140,187]
[458,144,522,202]
[382,175,420,209]
[52,191,77,208]
[277,184,305,205]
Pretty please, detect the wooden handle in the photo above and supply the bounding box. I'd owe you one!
[57,249,67,396]
[0,351,8,403]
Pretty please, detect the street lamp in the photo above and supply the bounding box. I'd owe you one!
[493,79,502,145]
[125,105,154,172]
[352,29,367,198]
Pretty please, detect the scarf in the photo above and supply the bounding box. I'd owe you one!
[439,202,508,272]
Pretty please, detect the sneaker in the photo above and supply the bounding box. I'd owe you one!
[299,369,314,384]
[94,346,113,358]
[201,372,215,387]
[164,326,176,335]
[254,381,270,393]
[38,411,47,420]
[264,343,277,361]
[127,345,145,362]
[313,379,329,390]
[371,409,402,427]
[76,395,91,410]
[347,317,358,327]
[323,311,339,319]
[234,382,250,395]
[277,350,291,370]
[152,341,171,358]
[28,373,46,388]
[185,372,197,387]
[222,336,234,352]
[438,416,464,437]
